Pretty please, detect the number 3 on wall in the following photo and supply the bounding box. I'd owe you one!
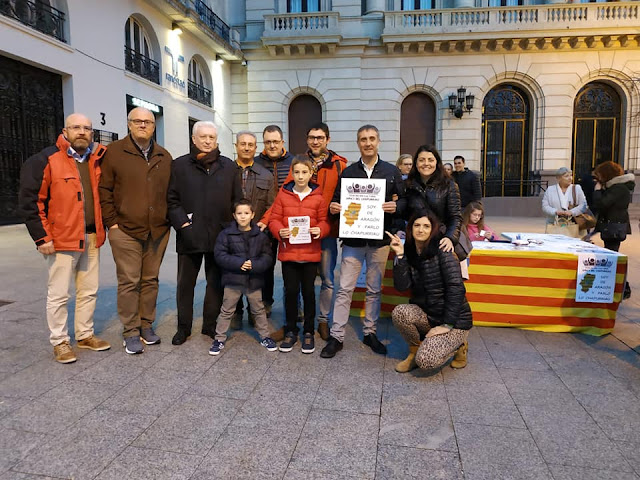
[100,112,106,125]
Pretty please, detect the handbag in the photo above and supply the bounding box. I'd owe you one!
[570,186,596,230]
[454,231,473,261]
[600,221,627,241]
[545,215,580,238]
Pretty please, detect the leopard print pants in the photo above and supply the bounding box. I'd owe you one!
[392,303,469,369]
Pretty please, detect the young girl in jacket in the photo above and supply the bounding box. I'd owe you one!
[462,201,498,242]
[386,209,473,373]
[268,156,330,354]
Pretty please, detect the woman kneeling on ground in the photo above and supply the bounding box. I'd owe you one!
[386,210,472,373]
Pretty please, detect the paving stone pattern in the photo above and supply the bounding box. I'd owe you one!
[0,219,639,479]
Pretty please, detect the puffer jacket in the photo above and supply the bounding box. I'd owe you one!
[214,223,272,290]
[405,177,462,244]
[19,134,107,251]
[273,150,348,236]
[268,181,330,262]
[393,236,472,330]
[594,173,635,235]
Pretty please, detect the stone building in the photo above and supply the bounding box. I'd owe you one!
[1,0,638,222]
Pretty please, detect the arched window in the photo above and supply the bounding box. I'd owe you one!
[288,94,322,155]
[400,92,436,158]
[188,57,212,107]
[124,16,159,84]
[572,82,621,182]
[481,85,530,197]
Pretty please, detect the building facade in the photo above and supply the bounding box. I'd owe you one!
[0,0,241,222]
[1,0,639,222]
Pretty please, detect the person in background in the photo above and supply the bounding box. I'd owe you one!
[396,154,413,180]
[593,161,634,299]
[19,113,110,363]
[99,107,171,355]
[541,167,588,234]
[255,125,294,321]
[387,210,472,373]
[232,131,276,331]
[167,121,242,346]
[452,156,481,208]
[405,145,461,255]
[266,123,347,342]
[209,199,277,355]
[268,156,330,354]
[443,163,453,176]
[462,201,498,242]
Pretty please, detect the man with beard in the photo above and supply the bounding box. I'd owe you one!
[20,113,111,363]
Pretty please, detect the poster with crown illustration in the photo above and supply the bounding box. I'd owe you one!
[576,253,618,303]
[339,179,386,240]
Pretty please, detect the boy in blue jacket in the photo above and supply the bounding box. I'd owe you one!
[210,199,277,355]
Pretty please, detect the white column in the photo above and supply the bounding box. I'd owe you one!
[365,0,385,15]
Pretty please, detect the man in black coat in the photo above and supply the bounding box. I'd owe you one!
[452,155,482,208]
[167,121,242,345]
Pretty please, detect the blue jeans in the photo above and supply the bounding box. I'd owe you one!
[318,237,338,324]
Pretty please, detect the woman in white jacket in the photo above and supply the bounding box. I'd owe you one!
[542,167,588,230]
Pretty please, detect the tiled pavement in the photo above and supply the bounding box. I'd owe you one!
[1,218,639,480]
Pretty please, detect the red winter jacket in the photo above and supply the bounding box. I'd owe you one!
[268,182,330,262]
[19,135,107,251]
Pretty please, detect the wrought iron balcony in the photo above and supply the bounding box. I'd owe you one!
[0,0,66,42]
[93,129,119,146]
[193,0,230,43]
[124,46,160,85]
[188,80,212,107]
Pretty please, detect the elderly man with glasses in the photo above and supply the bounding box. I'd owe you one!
[99,107,173,354]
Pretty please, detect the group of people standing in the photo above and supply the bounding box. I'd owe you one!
[19,108,476,374]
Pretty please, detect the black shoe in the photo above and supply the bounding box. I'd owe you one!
[623,282,631,300]
[171,330,189,345]
[363,333,387,355]
[320,336,343,358]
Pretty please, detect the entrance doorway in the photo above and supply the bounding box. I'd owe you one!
[288,94,322,156]
[0,55,63,224]
[572,82,621,183]
[481,85,530,197]
[400,92,436,158]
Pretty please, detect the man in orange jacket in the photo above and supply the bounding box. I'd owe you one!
[19,113,111,364]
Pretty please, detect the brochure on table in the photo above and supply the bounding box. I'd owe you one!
[339,179,386,240]
[472,233,623,303]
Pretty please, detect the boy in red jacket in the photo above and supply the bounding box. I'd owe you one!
[268,156,329,353]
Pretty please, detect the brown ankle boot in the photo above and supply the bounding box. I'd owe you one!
[451,341,468,369]
[395,344,419,373]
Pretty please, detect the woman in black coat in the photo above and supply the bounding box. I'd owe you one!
[387,209,472,373]
[593,161,635,299]
[404,145,462,253]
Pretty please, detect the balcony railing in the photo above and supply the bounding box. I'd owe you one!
[193,0,230,43]
[0,0,65,42]
[264,11,340,37]
[188,80,212,107]
[124,46,160,85]
[383,2,639,37]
